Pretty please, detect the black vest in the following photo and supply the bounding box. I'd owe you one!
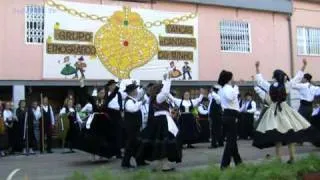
[198,105,208,119]
[209,98,222,117]
[179,99,193,113]
[124,98,142,128]
[42,106,52,125]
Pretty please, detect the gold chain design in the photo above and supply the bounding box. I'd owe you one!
[45,0,197,27]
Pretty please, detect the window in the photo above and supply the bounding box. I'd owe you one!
[220,20,251,53]
[25,5,44,44]
[297,27,320,56]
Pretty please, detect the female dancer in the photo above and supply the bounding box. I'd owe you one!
[59,98,82,153]
[197,97,210,143]
[79,86,119,158]
[253,60,320,163]
[169,90,204,148]
[140,79,181,171]
[218,70,242,169]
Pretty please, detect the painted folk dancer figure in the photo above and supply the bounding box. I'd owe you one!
[218,70,242,170]
[169,90,204,148]
[197,97,210,142]
[121,84,148,168]
[105,80,124,159]
[59,98,82,153]
[208,85,223,149]
[238,92,257,140]
[40,97,55,153]
[182,61,192,80]
[253,60,320,163]
[292,72,320,122]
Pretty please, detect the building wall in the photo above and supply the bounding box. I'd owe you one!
[0,0,291,81]
[291,0,320,80]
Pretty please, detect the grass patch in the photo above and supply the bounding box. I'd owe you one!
[66,154,320,180]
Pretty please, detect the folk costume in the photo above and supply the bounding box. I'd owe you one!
[121,84,147,168]
[238,95,257,139]
[197,98,210,143]
[17,107,37,154]
[139,80,181,171]
[59,106,82,152]
[292,73,320,122]
[169,93,203,148]
[208,87,223,148]
[3,109,19,153]
[105,80,124,158]
[74,87,119,158]
[252,70,320,150]
[40,104,55,153]
[218,70,242,169]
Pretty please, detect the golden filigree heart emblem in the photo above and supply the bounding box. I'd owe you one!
[95,6,158,79]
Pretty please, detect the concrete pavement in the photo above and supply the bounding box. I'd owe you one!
[0,141,319,180]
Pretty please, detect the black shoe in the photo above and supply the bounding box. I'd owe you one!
[47,150,53,154]
[287,159,294,164]
[187,144,195,148]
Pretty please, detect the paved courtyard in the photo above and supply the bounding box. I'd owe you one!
[0,141,319,180]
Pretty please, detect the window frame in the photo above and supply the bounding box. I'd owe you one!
[297,26,320,57]
[24,4,45,45]
[219,20,252,54]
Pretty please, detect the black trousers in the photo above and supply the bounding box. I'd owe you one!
[221,110,242,169]
[107,108,123,156]
[298,100,313,122]
[122,119,140,165]
[183,72,192,80]
[39,121,52,152]
[238,112,254,139]
[210,114,223,146]
[7,122,20,152]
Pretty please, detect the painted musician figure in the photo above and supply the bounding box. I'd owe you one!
[182,61,192,80]
[40,97,55,153]
[73,56,87,80]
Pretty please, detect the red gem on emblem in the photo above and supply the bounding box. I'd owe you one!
[123,41,129,47]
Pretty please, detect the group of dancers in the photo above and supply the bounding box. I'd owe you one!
[1,59,320,171]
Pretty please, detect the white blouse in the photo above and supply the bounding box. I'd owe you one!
[3,110,14,126]
[198,105,208,115]
[218,84,240,111]
[59,107,82,123]
[255,70,304,94]
[169,94,203,113]
[292,82,320,102]
[125,96,143,113]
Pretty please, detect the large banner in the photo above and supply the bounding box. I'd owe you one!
[43,0,198,80]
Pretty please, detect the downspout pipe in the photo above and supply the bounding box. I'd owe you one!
[288,14,294,78]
